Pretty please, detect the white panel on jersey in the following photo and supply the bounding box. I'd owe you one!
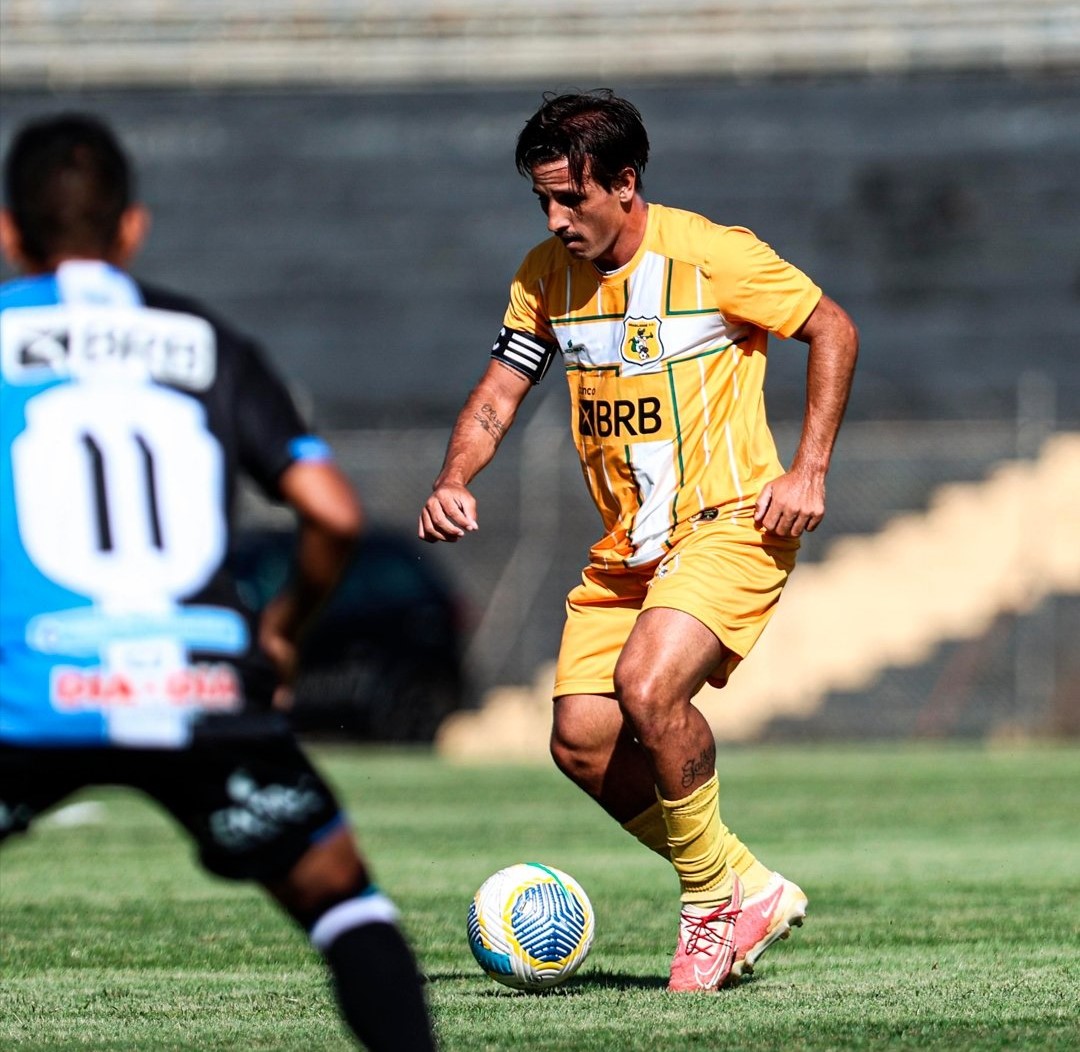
[56,260,141,308]
[625,437,680,566]
[12,381,226,612]
[1,305,216,390]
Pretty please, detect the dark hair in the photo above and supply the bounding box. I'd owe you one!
[3,113,134,266]
[515,90,649,192]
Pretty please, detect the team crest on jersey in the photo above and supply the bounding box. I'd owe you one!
[622,317,664,365]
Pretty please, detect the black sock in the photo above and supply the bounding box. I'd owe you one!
[323,921,436,1052]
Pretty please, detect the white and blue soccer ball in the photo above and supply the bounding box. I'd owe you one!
[467,862,595,990]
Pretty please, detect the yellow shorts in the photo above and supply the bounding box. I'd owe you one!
[553,515,799,698]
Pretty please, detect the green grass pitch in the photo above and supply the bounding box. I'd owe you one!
[2,743,1078,1051]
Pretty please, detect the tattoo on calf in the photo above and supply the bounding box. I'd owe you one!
[680,742,716,789]
[475,402,506,441]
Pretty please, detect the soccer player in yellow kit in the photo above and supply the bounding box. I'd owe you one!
[420,91,858,991]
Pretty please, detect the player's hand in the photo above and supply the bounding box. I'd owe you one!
[754,469,826,538]
[258,593,302,709]
[419,482,480,543]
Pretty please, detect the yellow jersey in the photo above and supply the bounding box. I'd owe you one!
[500,203,821,569]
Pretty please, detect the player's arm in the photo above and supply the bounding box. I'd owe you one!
[259,459,363,700]
[754,294,859,538]
[419,360,533,542]
[229,336,363,695]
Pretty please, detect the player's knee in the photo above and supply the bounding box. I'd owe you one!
[613,669,692,748]
[613,665,662,722]
[549,727,602,790]
[549,728,581,777]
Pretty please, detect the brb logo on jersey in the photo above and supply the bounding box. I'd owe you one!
[578,395,663,439]
[621,316,664,365]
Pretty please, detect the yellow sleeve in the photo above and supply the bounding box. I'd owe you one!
[703,225,821,338]
[502,254,556,343]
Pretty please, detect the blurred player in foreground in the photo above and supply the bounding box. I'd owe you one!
[420,90,858,992]
[0,114,436,1051]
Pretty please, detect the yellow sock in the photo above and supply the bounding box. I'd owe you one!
[621,801,670,857]
[723,832,772,899]
[658,774,773,904]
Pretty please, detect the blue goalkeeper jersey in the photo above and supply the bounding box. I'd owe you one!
[1,261,331,747]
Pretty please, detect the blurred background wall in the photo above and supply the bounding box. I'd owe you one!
[3,1,1078,749]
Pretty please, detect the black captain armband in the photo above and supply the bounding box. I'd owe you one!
[490,326,559,384]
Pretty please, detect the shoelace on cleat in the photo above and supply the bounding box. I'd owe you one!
[681,899,742,956]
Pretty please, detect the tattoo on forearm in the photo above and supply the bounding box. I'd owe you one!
[681,743,716,789]
[474,402,506,442]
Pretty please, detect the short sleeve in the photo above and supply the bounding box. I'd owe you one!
[502,257,557,344]
[704,226,821,338]
[232,340,327,498]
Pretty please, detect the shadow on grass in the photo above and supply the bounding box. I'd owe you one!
[578,972,669,992]
[426,970,668,993]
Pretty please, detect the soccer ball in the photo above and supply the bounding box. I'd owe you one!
[466,862,595,991]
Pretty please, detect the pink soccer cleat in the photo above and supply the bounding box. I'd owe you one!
[726,871,807,985]
[667,875,743,992]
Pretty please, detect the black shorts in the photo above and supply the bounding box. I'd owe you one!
[0,715,345,883]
